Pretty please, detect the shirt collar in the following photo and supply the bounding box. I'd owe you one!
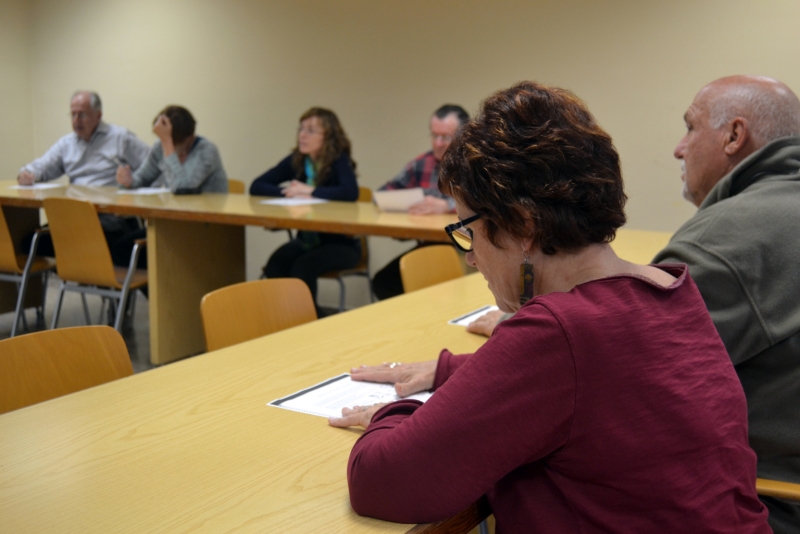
[77,121,109,144]
[93,121,109,138]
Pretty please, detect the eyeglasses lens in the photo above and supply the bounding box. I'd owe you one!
[452,228,472,251]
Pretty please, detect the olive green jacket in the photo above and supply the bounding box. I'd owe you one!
[654,136,800,532]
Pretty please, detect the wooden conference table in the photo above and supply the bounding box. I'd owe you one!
[0,273,495,533]
[0,181,456,364]
[0,180,673,364]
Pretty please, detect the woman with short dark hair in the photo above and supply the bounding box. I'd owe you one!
[330,82,769,532]
[250,108,360,311]
[117,105,228,193]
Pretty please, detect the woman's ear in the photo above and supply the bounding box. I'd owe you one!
[520,210,536,253]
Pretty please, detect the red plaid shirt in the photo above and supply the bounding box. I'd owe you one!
[379,151,455,210]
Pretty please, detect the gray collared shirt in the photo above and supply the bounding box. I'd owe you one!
[20,122,150,187]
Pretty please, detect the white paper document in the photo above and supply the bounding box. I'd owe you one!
[373,188,425,212]
[9,183,64,190]
[117,187,171,195]
[448,305,500,326]
[259,198,329,206]
[269,373,433,418]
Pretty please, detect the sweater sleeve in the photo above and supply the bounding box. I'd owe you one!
[249,154,294,196]
[654,243,770,366]
[432,349,472,390]
[123,131,152,171]
[161,140,223,192]
[130,142,163,188]
[312,154,359,201]
[347,308,576,524]
[20,137,67,182]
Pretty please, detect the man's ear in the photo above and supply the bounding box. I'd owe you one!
[724,117,749,156]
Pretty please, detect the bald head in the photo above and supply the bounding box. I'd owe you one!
[675,76,800,206]
[704,75,800,148]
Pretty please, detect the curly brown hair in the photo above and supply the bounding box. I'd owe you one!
[154,105,196,145]
[439,81,627,255]
[291,107,356,186]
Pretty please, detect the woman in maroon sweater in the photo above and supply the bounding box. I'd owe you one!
[330,82,770,533]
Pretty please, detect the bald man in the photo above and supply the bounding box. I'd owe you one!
[19,91,149,187]
[18,91,150,265]
[652,75,800,533]
[461,76,800,531]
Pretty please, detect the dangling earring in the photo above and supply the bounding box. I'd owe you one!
[519,250,534,305]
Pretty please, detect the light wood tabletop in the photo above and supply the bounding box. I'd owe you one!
[0,181,456,364]
[0,273,494,533]
[0,181,672,364]
[0,181,457,241]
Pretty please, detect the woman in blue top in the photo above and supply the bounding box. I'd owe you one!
[250,108,360,311]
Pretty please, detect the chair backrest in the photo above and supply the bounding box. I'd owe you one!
[0,207,20,272]
[350,187,373,268]
[201,278,317,352]
[357,187,373,203]
[756,477,800,502]
[43,197,118,287]
[228,179,246,194]
[400,245,464,293]
[0,325,133,414]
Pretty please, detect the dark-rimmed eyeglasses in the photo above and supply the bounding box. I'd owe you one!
[445,214,481,252]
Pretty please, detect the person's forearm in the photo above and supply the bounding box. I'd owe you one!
[432,350,472,390]
[162,150,217,191]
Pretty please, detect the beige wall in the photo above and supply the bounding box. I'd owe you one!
[0,0,34,182]
[2,0,800,307]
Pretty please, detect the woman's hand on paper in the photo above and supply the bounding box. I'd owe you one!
[466,309,505,338]
[328,403,387,429]
[350,360,436,397]
[282,180,314,198]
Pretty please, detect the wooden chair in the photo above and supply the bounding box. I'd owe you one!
[201,278,317,351]
[43,198,147,332]
[227,178,246,194]
[757,477,800,502]
[0,325,133,414]
[320,187,374,311]
[0,208,55,336]
[399,244,464,293]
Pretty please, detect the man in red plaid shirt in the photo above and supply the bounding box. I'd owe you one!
[372,104,469,299]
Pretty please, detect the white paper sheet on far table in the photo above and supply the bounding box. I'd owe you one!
[117,187,171,195]
[373,188,424,212]
[9,183,65,190]
[269,373,432,419]
[448,305,499,326]
[259,198,329,206]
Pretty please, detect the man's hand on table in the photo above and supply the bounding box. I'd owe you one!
[408,196,450,215]
[17,170,35,185]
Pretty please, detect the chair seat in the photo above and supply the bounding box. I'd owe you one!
[13,254,57,275]
[112,267,148,289]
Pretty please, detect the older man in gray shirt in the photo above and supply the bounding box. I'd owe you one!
[18,91,150,265]
[19,91,149,187]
